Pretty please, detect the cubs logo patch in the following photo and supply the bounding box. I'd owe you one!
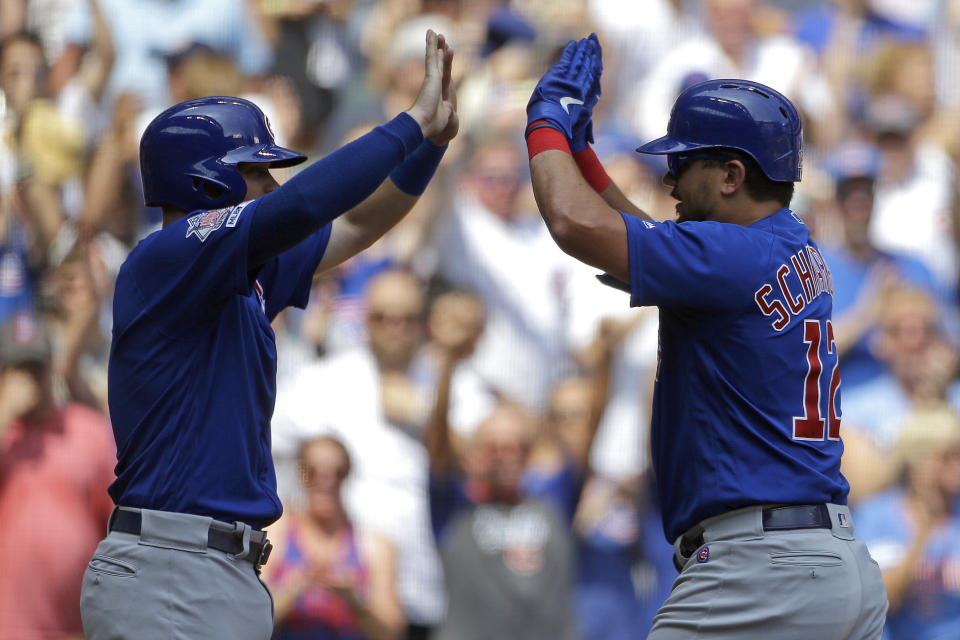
[697,546,710,563]
[185,208,230,242]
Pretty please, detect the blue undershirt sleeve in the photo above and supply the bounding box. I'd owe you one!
[248,113,423,267]
[389,140,447,195]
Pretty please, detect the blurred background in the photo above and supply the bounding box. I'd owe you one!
[1,0,959,638]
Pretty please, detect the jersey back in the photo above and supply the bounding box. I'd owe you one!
[619,209,848,542]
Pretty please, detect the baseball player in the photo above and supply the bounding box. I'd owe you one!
[525,35,888,638]
[78,30,457,640]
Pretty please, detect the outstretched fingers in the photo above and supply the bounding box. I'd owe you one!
[556,39,577,72]
[440,37,455,105]
[424,29,439,79]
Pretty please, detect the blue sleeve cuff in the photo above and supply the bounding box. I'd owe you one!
[378,112,424,157]
[390,141,447,196]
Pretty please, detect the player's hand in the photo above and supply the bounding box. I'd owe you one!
[406,30,459,146]
[570,34,602,153]
[428,34,459,146]
[526,34,601,141]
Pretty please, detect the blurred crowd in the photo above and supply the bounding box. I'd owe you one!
[1,0,960,638]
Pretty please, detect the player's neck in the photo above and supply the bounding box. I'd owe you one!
[719,196,784,227]
[161,207,188,229]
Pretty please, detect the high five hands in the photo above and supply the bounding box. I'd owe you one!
[407,29,459,147]
[526,33,603,153]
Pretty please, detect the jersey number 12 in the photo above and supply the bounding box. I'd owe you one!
[793,318,840,441]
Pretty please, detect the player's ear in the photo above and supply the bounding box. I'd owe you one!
[719,159,746,196]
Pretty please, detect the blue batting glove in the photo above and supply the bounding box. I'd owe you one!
[570,34,603,153]
[526,36,599,140]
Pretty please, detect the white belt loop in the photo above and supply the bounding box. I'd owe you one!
[826,503,855,540]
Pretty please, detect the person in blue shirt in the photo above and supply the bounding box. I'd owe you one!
[819,140,940,390]
[524,34,888,638]
[79,29,458,640]
[854,403,960,640]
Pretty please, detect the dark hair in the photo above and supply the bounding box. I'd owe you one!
[701,149,795,207]
[0,31,45,64]
[298,435,352,478]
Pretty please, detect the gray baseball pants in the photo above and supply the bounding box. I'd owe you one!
[80,508,274,639]
[649,504,888,639]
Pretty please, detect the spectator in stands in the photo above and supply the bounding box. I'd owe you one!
[52,0,272,113]
[432,130,580,413]
[820,140,939,389]
[454,6,539,134]
[627,0,839,150]
[551,318,674,640]
[424,297,590,639]
[426,400,581,640]
[49,242,110,410]
[843,285,960,450]
[0,310,115,638]
[0,30,84,258]
[574,472,674,640]
[258,0,365,151]
[854,402,960,640]
[264,435,405,640]
[2,0,113,239]
[862,93,957,309]
[272,269,492,640]
[841,284,960,499]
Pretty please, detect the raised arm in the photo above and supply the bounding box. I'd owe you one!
[525,34,647,282]
[248,29,457,268]
[529,151,631,281]
[317,34,458,272]
[423,291,485,474]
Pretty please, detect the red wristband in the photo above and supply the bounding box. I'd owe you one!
[573,146,612,193]
[525,121,571,160]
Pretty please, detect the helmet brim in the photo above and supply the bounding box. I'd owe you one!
[221,143,307,168]
[635,135,708,156]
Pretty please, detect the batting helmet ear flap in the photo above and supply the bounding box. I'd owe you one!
[183,157,248,211]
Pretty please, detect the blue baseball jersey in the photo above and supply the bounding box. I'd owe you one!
[107,199,331,529]
[617,209,848,542]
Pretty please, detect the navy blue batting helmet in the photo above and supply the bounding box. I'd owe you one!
[636,79,802,182]
[140,96,307,212]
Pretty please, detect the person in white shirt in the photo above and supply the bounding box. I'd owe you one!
[272,268,493,638]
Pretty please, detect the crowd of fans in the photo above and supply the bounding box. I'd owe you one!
[1,0,959,638]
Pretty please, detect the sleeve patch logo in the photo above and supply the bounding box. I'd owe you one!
[185,207,230,242]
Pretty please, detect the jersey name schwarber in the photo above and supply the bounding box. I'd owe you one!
[754,244,835,331]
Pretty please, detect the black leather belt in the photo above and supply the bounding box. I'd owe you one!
[109,509,272,570]
[679,504,832,560]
